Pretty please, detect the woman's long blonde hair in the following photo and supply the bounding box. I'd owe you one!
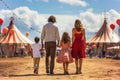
[74,19,83,32]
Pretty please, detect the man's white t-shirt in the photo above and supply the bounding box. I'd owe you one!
[31,43,41,58]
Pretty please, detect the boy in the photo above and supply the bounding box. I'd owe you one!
[31,37,41,75]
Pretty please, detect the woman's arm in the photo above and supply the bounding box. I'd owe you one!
[72,28,75,44]
[82,28,86,49]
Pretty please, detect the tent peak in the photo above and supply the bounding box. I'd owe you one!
[100,18,108,28]
[9,17,14,26]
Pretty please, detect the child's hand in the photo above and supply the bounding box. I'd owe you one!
[40,49,44,58]
[57,44,61,47]
[39,49,43,52]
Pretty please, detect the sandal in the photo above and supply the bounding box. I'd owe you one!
[75,67,79,74]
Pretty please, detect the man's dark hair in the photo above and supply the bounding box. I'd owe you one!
[48,15,56,23]
[34,37,40,43]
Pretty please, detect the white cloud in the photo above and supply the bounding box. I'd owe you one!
[58,0,88,7]
[13,7,47,30]
[79,9,102,32]
[0,7,120,40]
[106,9,120,34]
[107,9,120,25]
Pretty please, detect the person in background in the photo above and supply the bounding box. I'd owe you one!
[31,37,41,75]
[88,47,94,58]
[71,19,86,74]
[41,15,60,75]
[56,32,74,75]
[102,50,106,58]
[20,43,25,57]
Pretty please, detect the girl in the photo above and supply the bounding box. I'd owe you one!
[56,32,74,75]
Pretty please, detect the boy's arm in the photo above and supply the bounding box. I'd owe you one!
[31,49,33,58]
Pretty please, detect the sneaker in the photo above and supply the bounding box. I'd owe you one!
[34,69,38,75]
[66,71,69,75]
[50,72,54,75]
[64,71,69,75]
[78,71,82,74]
[46,70,49,74]
[75,71,79,74]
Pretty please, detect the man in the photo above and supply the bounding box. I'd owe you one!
[41,15,60,74]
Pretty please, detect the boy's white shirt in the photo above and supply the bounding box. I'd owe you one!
[31,43,41,58]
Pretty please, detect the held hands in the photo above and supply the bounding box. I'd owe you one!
[39,48,43,52]
[57,44,60,47]
[40,48,44,58]
[56,40,60,47]
[41,43,44,49]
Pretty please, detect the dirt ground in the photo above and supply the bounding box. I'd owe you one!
[0,57,120,80]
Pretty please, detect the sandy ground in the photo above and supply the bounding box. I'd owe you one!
[0,57,120,80]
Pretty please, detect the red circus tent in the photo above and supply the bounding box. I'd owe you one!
[0,18,33,44]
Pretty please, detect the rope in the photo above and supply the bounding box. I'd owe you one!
[0,0,41,33]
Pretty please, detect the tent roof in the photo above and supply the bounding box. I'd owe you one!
[87,18,120,43]
[0,19,33,44]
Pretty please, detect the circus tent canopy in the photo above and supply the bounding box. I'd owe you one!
[87,18,120,43]
[0,18,33,44]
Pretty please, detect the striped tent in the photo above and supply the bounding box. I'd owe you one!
[0,19,33,43]
[0,18,33,57]
[87,18,120,43]
[86,18,120,57]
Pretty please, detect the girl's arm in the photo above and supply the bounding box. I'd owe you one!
[60,41,63,47]
[68,41,71,48]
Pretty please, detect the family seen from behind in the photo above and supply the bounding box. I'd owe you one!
[30,15,86,75]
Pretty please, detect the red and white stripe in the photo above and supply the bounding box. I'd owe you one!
[87,19,120,43]
[0,21,33,44]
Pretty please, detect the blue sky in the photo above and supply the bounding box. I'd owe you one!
[1,0,120,14]
[0,0,120,41]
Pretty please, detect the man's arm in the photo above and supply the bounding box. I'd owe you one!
[41,39,44,49]
[41,26,45,49]
[56,27,60,46]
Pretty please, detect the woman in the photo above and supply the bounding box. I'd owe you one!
[71,19,86,74]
